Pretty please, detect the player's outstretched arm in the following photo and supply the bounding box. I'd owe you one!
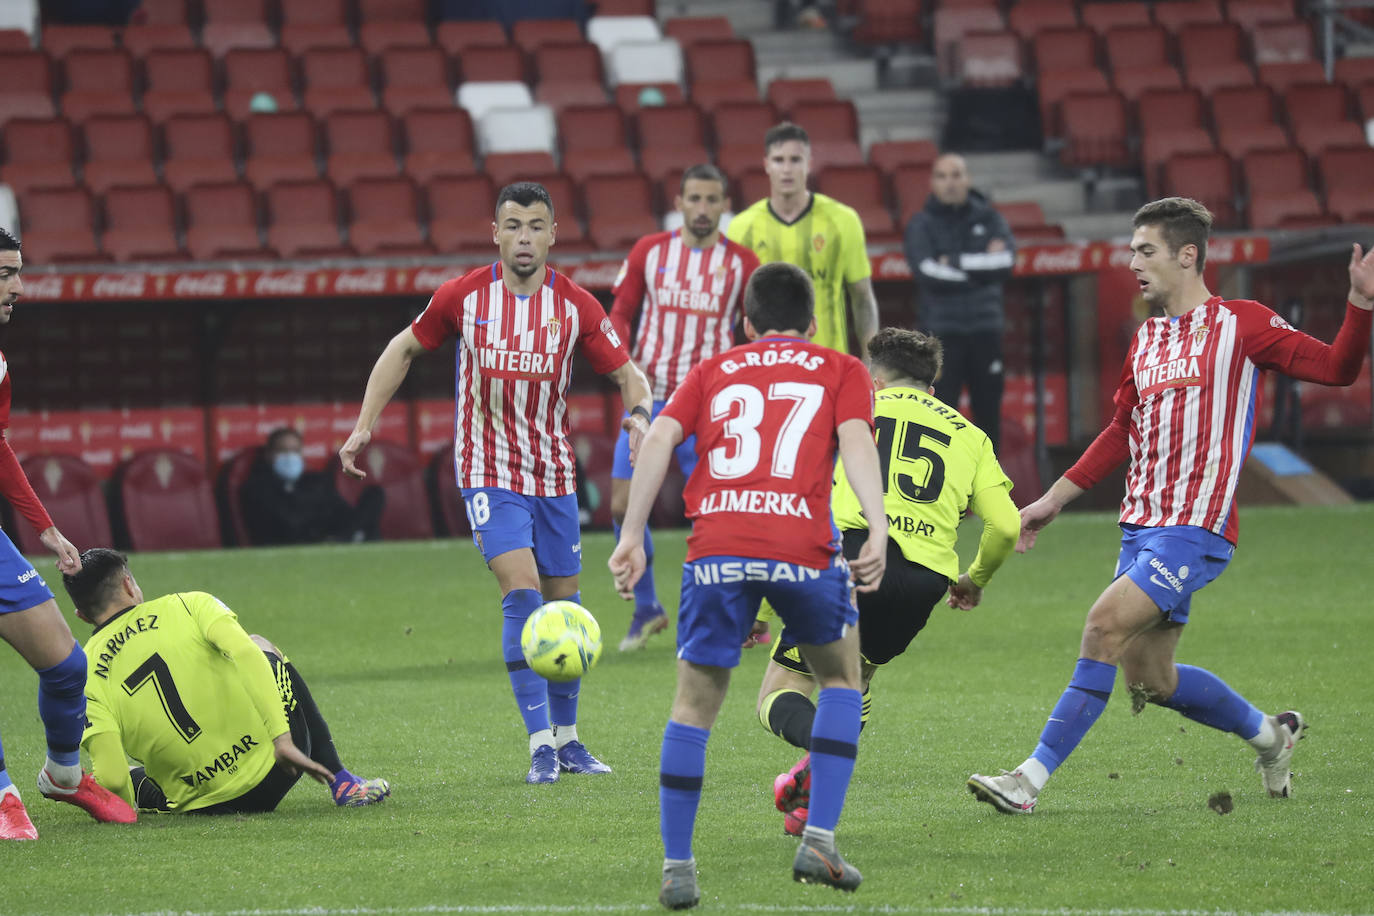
[38,526,81,575]
[272,733,333,784]
[341,327,427,478]
[837,418,887,592]
[1349,242,1374,310]
[609,416,682,600]
[847,277,880,359]
[947,574,983,611]
[952,483,1020,607]
[1017,476,1084,553]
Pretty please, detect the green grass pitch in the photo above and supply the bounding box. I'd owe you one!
[1,504,1372,915]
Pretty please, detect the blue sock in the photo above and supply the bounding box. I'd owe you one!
[613,523,661,617]
[807,687,862,832]
[502,589,549,735]
[1161,664,1264,739]
[0,730,11,791]
[548,591,582,728]
[36,643,85,767]
[1030,658,1116,776]
[659,720,709,861]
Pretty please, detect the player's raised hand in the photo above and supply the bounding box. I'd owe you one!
[946,573,983,610]
[1016,496,1061,553]
[272,733,334,785]
[338,428,372,478]
[39,526,81,575]
[608,539,646,600]
[850,533,886,593]
[1348,242,1374,310]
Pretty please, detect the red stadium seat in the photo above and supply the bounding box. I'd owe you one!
[11,455,112,557]
[129,0,189,25]
[1141,126,1215,196]
[281,0,347,26]
[733,168,771,210]
[1317,145,1374,198]
[1007,0,1079,40]
[1060,90,1133,169]
[223,49,298,120]
[1242,146,1309,196]
[892,163,934,223]
[787,99,859,144]
[80,115,158,195]
[1031,27,1098,72]
[765,77,836,112]
[1,119,75,195]
[816,164,898,242]
[1113,65,1184,103]
[684,38,757,101]
[1226,0,1298,32]
[1186,61,1256,95]
[0,30,32,52]
[61,49,136,123]
[161,113,238,192]
[1325,188,1374,224]
[690,79,760,113]
[244,112,320,191]
[1248,189,1330,228]
[334,440,434,540]
[1177,21,1244,71]
[279,0,351,55]
[120,24,196,58]
[1334,57,1374,90]
[1211,85,1278,132]
[201,22,275,58]
[102,184,182,262]
[1217,122,1290,159]
[325,110,400,185]
[380,47,454,116]
[358,21,432,56]
[426,173,498,254]
[457,45,527,84]
[525,170,591,252]
[140,48,215,123]
[535,80,610,112]
[1359,84,1374,120]
[1080,1,1151,36]
[483,152,558,186]
[401,107,477,183]
[1251,20,1314,64]
[265,180,346,258]
[358,0,427,20]
[869,138,939,176]
[1293,120,1365,160]
[532,41,604,87]
[1104,25,1170,71]
[1162,151,1239,226]
[117,450,221,551]
[1037,67,1112,138]
[583,172,659,250]
[346,176,430,256]
[635,103,709,178]
[933,5,1005,77]
[183,181,267,260]
[1282,82,1351,130]
[559,105,635,182]
[594,0,657,13]
[41,25,115,59]
[215,447,258,546]
[15,186,104,263]
[959,31,1023,87]
[512,19,583,53]
[1256,61,1326,93]
[302,48,377,116]
[711,99,778,147]
[1153,0,1223,33]
[664,16,735,46]
[994,200,1065,240]
[436,20,508,56]
[1137,87,1206,135]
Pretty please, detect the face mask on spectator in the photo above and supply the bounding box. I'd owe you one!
[273,451,305,483]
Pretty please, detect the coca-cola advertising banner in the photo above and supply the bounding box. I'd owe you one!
[19,238,1273,303]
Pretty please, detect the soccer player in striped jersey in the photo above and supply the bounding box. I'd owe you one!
[607,163,759,653]
[64,549,389,814]
[726,122,879,358]
[0,229,136,841]
[969,198,1374,814]
[340,183,652,785]
[610,262,887,905]
[765,328,1020,836]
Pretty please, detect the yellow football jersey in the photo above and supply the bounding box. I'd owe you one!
[82,592,287,812]
[726,192,871,354]
[832,386,1012,582]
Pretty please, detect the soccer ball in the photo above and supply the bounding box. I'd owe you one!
[521,601,603,682]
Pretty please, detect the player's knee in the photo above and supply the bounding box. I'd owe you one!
[250,634,284,658]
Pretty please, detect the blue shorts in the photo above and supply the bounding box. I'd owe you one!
[460,488,582,577]
[677,554,857,668]
[1115,524,1234,623]
[612,400,698,480]
[0,529,54,614]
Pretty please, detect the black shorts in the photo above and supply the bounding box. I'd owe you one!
[771,531,949,672]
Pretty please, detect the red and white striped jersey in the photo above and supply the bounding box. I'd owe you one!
[0,350,54,532]
[609,230,758,401]
[1068,297,1371,543]
[412,263,630,496]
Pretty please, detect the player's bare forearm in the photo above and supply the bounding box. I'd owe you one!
[342,327,426,476]
[1017,476,1085,552]
[1347,242,1374,310]
[608,417,680,598]
[848,278,879,358]
[608,359,653,460]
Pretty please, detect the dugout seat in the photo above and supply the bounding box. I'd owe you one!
[140,48,216,123]
[893,162,934,223]
[335,440,434,540]
[427,445,471,537]
[528,171,591,253]
[684,38,757,101]
[161,113,238,193]
[959,30,1024,88]
[1142,127,1216,197]
[1317,145,1374,201]
[851,0,924,47]
[1283,83,1352,131]
[479,105,557,156]
[15,186,104,263]
[1334,57,1374,90]
[426,173,498,254]
[80,115,158,195]
[265,179,347,259]
[380,47,455,116]
[115,449,221,551]
[587,14,661,56]
[10,454,113,557]
[183,181,267,261]
[223,48,298,120]
[1227,0,1298,32]
[126,0,186,24]
[869,138,939,176]
[345,176,430,257]
[933,5,1005,78]
[1,119,75,195]
[401,107,478,183]
[0,29,32,52]
[215,446,258,547]
[1248,189,1330,228]
[788,99,863,166]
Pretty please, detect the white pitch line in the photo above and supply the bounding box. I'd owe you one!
[56,905,1374,916]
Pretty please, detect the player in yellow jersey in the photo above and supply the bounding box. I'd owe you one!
[757,328,1021,834]
[727,122,879,358]
[63,549,390,814]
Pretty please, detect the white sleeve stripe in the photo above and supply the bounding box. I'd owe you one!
[919,258,968,282]
[958,251,1015,271]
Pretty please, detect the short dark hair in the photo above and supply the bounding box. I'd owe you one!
[63,548,130,618]
[495,182,555,221]
[265,426,301,451]
[679,163,727,193]
[745,262,814,335]
[1133,197,1212,273]
[868,328,943,388]
[0,228,19,252]
[764,121,810,152]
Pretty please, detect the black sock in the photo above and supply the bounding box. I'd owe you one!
[765,690,816,750]
[282,661,345,775]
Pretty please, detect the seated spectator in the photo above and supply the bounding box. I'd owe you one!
[240,427,383,545]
